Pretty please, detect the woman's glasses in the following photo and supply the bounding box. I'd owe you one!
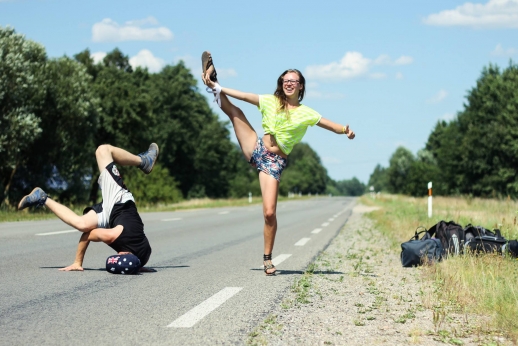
[282,79,300,85]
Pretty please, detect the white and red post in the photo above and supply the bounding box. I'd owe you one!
[428,181,432,218]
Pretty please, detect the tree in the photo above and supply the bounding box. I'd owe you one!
[368,164,388,192]
[385,146,415,194]
[0,26,46,205]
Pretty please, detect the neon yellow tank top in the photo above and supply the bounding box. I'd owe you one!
[257,94,322,155]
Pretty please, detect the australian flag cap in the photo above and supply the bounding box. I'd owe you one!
[106,254,141,274]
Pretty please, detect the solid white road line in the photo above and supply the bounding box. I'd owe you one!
[311,228,323,234]
[36,230,77,236]
[167,287,243,328]
[321,222,329,227]
[161,218,182,221]
[295,238,311,246]
[218,211,229,215]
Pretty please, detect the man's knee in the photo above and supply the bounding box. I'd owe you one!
[96,144,112,160]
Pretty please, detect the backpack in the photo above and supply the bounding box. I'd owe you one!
[401,227,444,267]
[427,220,465,257]
[463,224,507,255]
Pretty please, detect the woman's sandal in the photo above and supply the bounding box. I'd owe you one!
[201,51,222,108]
[263,253,276,276]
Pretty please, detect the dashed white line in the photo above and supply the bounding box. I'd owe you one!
[36,230,77,236]
[218,211,229,215]
[260,254,292,268]
[328,218,334,222]
[321,222,329,227]
[311,228,323,234]
[167,287,243,328]
[295,238,311,246]
[161,218,182,221]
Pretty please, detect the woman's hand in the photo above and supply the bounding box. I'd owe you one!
[202,72,216,89]
[344,125,355,139]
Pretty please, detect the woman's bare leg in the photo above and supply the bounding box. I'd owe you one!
[219,93,258,161]
[259,171,280,274]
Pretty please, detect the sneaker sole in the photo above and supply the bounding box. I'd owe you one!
[147,143,160,174]
[18,187,43,210]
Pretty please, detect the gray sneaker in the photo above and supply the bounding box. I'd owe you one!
[138,143,159,174]
[18,187,48,210]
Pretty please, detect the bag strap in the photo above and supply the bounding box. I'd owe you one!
[411,226,428,241]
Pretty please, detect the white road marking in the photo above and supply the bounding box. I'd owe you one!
[36,230,77,236]
[260,254,292,268]
[295,238,311,246]
[167,287,243,328]
[328,218,334,222]
[321,222,329,227]
[161,218,182,221]
[218,211,229,215]
[311,228,323,234]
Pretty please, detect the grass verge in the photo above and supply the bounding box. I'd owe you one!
[361,194,518,343]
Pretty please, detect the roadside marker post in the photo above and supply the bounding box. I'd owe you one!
[428,181,432,218]
[248,192,252,203]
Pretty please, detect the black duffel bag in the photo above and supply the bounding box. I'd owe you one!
[463,224,507,254]
[401,227,444,267]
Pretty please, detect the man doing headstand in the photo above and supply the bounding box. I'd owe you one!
[17,143,159,274]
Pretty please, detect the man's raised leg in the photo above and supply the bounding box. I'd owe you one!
[95,144,159,174]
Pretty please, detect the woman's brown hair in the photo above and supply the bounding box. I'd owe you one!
[274,69,306,119]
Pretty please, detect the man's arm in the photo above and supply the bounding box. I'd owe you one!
[59,232,90,271]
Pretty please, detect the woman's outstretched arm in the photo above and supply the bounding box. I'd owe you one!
[220,87,260,107]
[317,117,355,139]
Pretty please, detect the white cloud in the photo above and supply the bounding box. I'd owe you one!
[129,49,165,73]
[369,72,387,79]
[394,56,414,65]
[306,91,346,100]
[91,51,107,64]
[396,72,404,80]
[423,0,518,29]
[92,17,173,42]
[305,52,413,81]
[305,52,370,80]
[440,112,456,121]
[428,89,448,103]
[491,43,518,56]
[174,54,237,79]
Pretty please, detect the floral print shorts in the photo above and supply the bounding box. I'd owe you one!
[248,138,287,182]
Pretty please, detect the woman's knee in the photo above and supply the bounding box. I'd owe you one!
[263,209,277,224]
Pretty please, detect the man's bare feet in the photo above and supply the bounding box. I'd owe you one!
[59,263,84,271]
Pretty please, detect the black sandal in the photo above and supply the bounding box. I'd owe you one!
[201,51,218,83]
[263,254,276,276]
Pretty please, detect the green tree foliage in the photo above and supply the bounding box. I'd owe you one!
[0,26,46,204]
[368,164,388,192]
[119,163,182,205]
[370,62,518,198]
[386,146,415,194]
[280,142,328,195]
[328,177,366,196]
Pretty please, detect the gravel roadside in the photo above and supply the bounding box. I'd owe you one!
[247,204,512,346]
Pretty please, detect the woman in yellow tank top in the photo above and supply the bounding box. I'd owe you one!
[201,51,355,275]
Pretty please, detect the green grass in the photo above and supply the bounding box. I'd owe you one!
[0,195,311,223]
[361,194,518,343]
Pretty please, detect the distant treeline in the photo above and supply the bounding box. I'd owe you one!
[368,61,518,198]
[0,26,364,207]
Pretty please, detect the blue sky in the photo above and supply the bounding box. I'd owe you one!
[1,0,517,184]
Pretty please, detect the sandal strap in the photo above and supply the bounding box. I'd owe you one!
[263,253,272,261]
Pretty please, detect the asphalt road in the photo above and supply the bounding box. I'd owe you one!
[0,197,355,345]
